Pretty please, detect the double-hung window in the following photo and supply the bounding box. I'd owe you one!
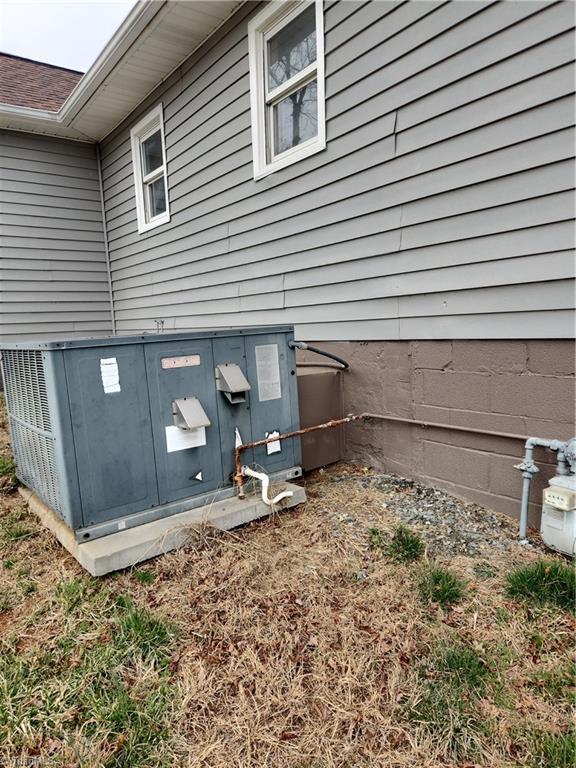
[248,0,325,179]
[130,104,170,233]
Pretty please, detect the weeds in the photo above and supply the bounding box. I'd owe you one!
[473,561,499,579]
[431,642,493,692]
[405,640,494,760]
[115,601,174,663]
[529,730,576,768]
[0,454,17,493]
[367,527,386,551]
[389,524,424,563]
[506,560,575,612]
[0,580,178,763]
[0,396,6,431]
[3,523,33,542]
[54,575,93,612]
[18,579,37,596]
[0,589,11,612]
[417,564,466,607]
[406,683,486,761]
[368,524,424,563]
[0,506,37,545]
[528,660,576,705]
[133,568,155,585]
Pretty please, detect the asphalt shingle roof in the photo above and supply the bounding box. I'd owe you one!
[0,53,83,111]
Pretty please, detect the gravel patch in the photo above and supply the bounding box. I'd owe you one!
[308,467,547,559]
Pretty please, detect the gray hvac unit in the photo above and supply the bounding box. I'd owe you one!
[0,327,301,541]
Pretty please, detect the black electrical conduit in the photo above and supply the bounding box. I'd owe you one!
[289,340,350,370]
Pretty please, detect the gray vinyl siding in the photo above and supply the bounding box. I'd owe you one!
[100,0,576,341]
[0,131,112,340]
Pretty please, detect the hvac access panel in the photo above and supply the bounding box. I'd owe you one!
[213,335,254,481]
[0,326,301,542]
[65,345,159,527]
[145,338,223,504]
[245,333,298,474]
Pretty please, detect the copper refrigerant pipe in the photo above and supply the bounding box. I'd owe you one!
[234,414,368,497]
[234,412,530,497]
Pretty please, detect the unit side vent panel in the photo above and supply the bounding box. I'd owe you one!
[2,350,51,431]
[1,350,62,513]
[10,421,61,512]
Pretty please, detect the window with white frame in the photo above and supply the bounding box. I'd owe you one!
[248,0,325,179]
[130,104,170,233]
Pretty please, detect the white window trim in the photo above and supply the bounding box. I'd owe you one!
[130,103,170,234]
[248,0,325,181]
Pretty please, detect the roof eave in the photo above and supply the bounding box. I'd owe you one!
[0,102,59,121]
[0,0,167,141]
[59,0,165,125]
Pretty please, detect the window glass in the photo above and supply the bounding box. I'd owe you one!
[147,177,167,218]
[141,130,163,176]
[272,79,318,155]
[267,4,316,91]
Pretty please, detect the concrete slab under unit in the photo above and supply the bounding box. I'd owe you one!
[19,484,306,576]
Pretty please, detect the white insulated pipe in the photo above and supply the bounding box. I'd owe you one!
[241,466,294,507]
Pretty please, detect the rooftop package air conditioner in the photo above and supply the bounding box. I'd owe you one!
[0,327,302,545]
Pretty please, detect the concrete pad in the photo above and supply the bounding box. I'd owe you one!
[19,483,306,576]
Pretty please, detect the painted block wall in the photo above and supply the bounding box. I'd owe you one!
[300,339,576,526]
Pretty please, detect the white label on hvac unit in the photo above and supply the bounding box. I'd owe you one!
[255,344,282,402]
[266,430,281,455]
[100,357,121,393]
[165,425,206,453]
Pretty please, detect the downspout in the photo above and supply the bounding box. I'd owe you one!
[96,143,116,335]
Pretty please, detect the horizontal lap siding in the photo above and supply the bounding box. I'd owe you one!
[100,0,576,340]
[0,131,112,340]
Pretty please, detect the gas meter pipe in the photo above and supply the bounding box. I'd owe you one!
[235,412,534,497]
[235,413,575,540]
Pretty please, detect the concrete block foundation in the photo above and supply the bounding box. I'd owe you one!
[298,340,575,528]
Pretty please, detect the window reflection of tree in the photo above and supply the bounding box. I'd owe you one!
[276,83,317,153]
[268,9,317,149]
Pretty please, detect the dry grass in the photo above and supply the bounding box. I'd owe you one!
[0,401,574,767]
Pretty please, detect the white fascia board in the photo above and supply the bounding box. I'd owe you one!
[0,104,92,141]
[0,103,59,122]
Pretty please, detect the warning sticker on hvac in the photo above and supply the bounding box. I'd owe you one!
[254,344,281,402]
[100,357,121,394]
